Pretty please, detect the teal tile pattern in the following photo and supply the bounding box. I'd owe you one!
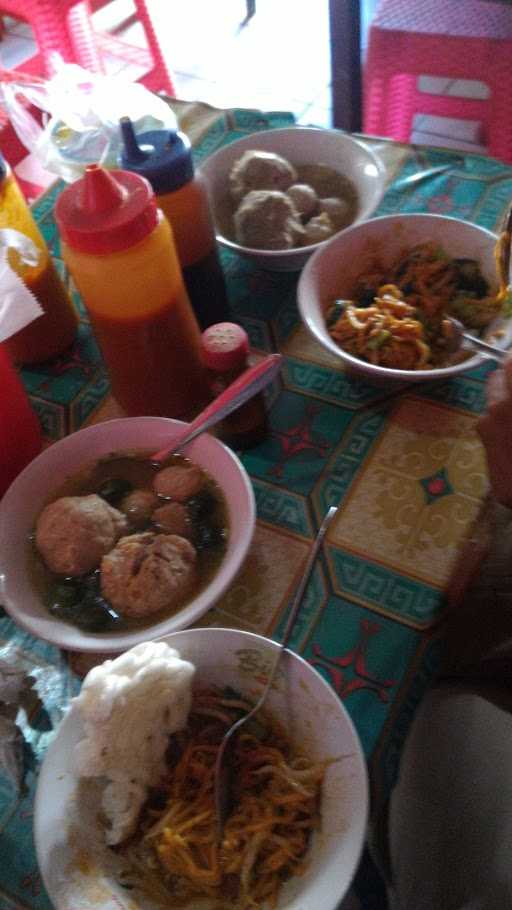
[4,116,512,907]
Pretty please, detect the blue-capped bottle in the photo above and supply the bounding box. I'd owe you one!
[119,117,231,330]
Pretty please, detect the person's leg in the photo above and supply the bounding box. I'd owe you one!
[388,684,512,910]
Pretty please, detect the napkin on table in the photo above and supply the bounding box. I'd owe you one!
[0,229,43,342]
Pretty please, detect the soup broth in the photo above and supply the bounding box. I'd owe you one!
[31,451,229,634]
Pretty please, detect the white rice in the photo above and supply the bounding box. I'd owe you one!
[73,641,195,845]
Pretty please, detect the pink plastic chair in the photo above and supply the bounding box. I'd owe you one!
[363,0,512,163]
[0,0,175,94]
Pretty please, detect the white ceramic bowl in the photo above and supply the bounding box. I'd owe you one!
[298,213,508,383]
[198,127,386,272]
[0,418,255,653]
[34,627,369,910]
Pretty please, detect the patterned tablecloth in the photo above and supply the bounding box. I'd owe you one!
[2,100,512,909]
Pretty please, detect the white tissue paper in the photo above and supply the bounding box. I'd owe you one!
[0,231,43,342]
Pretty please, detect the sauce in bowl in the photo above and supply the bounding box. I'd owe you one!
[31,451,228,634]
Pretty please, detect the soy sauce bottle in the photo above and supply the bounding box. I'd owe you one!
[119,117,231,330]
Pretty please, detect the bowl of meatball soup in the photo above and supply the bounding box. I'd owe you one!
[198,127,386,272]
[0,417,255,652]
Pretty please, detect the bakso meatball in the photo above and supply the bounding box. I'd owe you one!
[119,489,158,529]
[153,502,192,538]
[153,464,204,501]
[234,190,305,250]
[286,183,318,220]
[302,212,336,245]
[230,149,297,203]
[100,532,197,617]
[319,196,351,229]
[35,494,128,576]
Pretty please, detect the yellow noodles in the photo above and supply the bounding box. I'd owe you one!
[327,242,505,370]
[120,689,326,910]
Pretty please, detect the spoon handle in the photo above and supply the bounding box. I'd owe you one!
[256,504,338,699]
[151,353,282,462]
[464,332,509,363]
[280,505,338,649]
[213,503,338,837]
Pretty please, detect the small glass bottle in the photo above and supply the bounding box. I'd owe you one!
[0,152,78,364]
[119,118,231,331]
[55,164,206,420]
[201,322,268,450]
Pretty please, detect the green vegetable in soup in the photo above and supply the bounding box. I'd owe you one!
[97,476,133,506]
[192,522,226,552]
[187,489,218,520]
[46,571,124,632]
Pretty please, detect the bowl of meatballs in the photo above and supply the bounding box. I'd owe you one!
[0,417,256,652]
[198,127,386,272]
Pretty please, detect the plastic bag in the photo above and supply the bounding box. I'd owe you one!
[0,63,177,182]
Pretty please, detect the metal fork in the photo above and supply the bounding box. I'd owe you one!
[213,504,338,839]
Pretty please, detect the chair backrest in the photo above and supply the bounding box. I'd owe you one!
[373,0,512,38]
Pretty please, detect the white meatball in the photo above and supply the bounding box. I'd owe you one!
[234,189,305,250]
[303,212,336,245]
[153,464,204,501]
[35,494,128,576]
[153,502,192,538]
[101,533,197,618]
[230,150,297,203]
[318,196,352,229]
[120,489,158,528]
[286,183,318,220]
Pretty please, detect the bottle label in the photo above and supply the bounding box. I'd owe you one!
[0,247,43,340]
[0,228,41,271]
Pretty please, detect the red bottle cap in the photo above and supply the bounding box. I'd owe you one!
[201,322,249,372]
[55,164,158,254]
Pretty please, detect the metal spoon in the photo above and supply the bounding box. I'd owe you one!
[444,317,509,363]
[213,504,338,839]
[151,353,282,464]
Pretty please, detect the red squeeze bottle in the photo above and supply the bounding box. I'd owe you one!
[201,322,268,449]
[55,165,207,419]
[0,345,42,497]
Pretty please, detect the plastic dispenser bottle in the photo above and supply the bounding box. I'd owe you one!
[0,151,77,364]
[55,164,206,419]
[119,117,231,331]
[0,346,42,497]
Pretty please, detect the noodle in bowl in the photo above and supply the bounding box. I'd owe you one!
[34,628,368,910]
[298,213,510,383]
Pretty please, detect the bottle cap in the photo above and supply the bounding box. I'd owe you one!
[55,164,158,254]
[119,117,194,194]
[201,322,249,372]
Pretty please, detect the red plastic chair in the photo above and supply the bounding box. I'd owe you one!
[0,0,176,93]
[0,68,46,192]
[363,0,512,163]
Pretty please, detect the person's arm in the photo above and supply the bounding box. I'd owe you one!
[477,358,512,507]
